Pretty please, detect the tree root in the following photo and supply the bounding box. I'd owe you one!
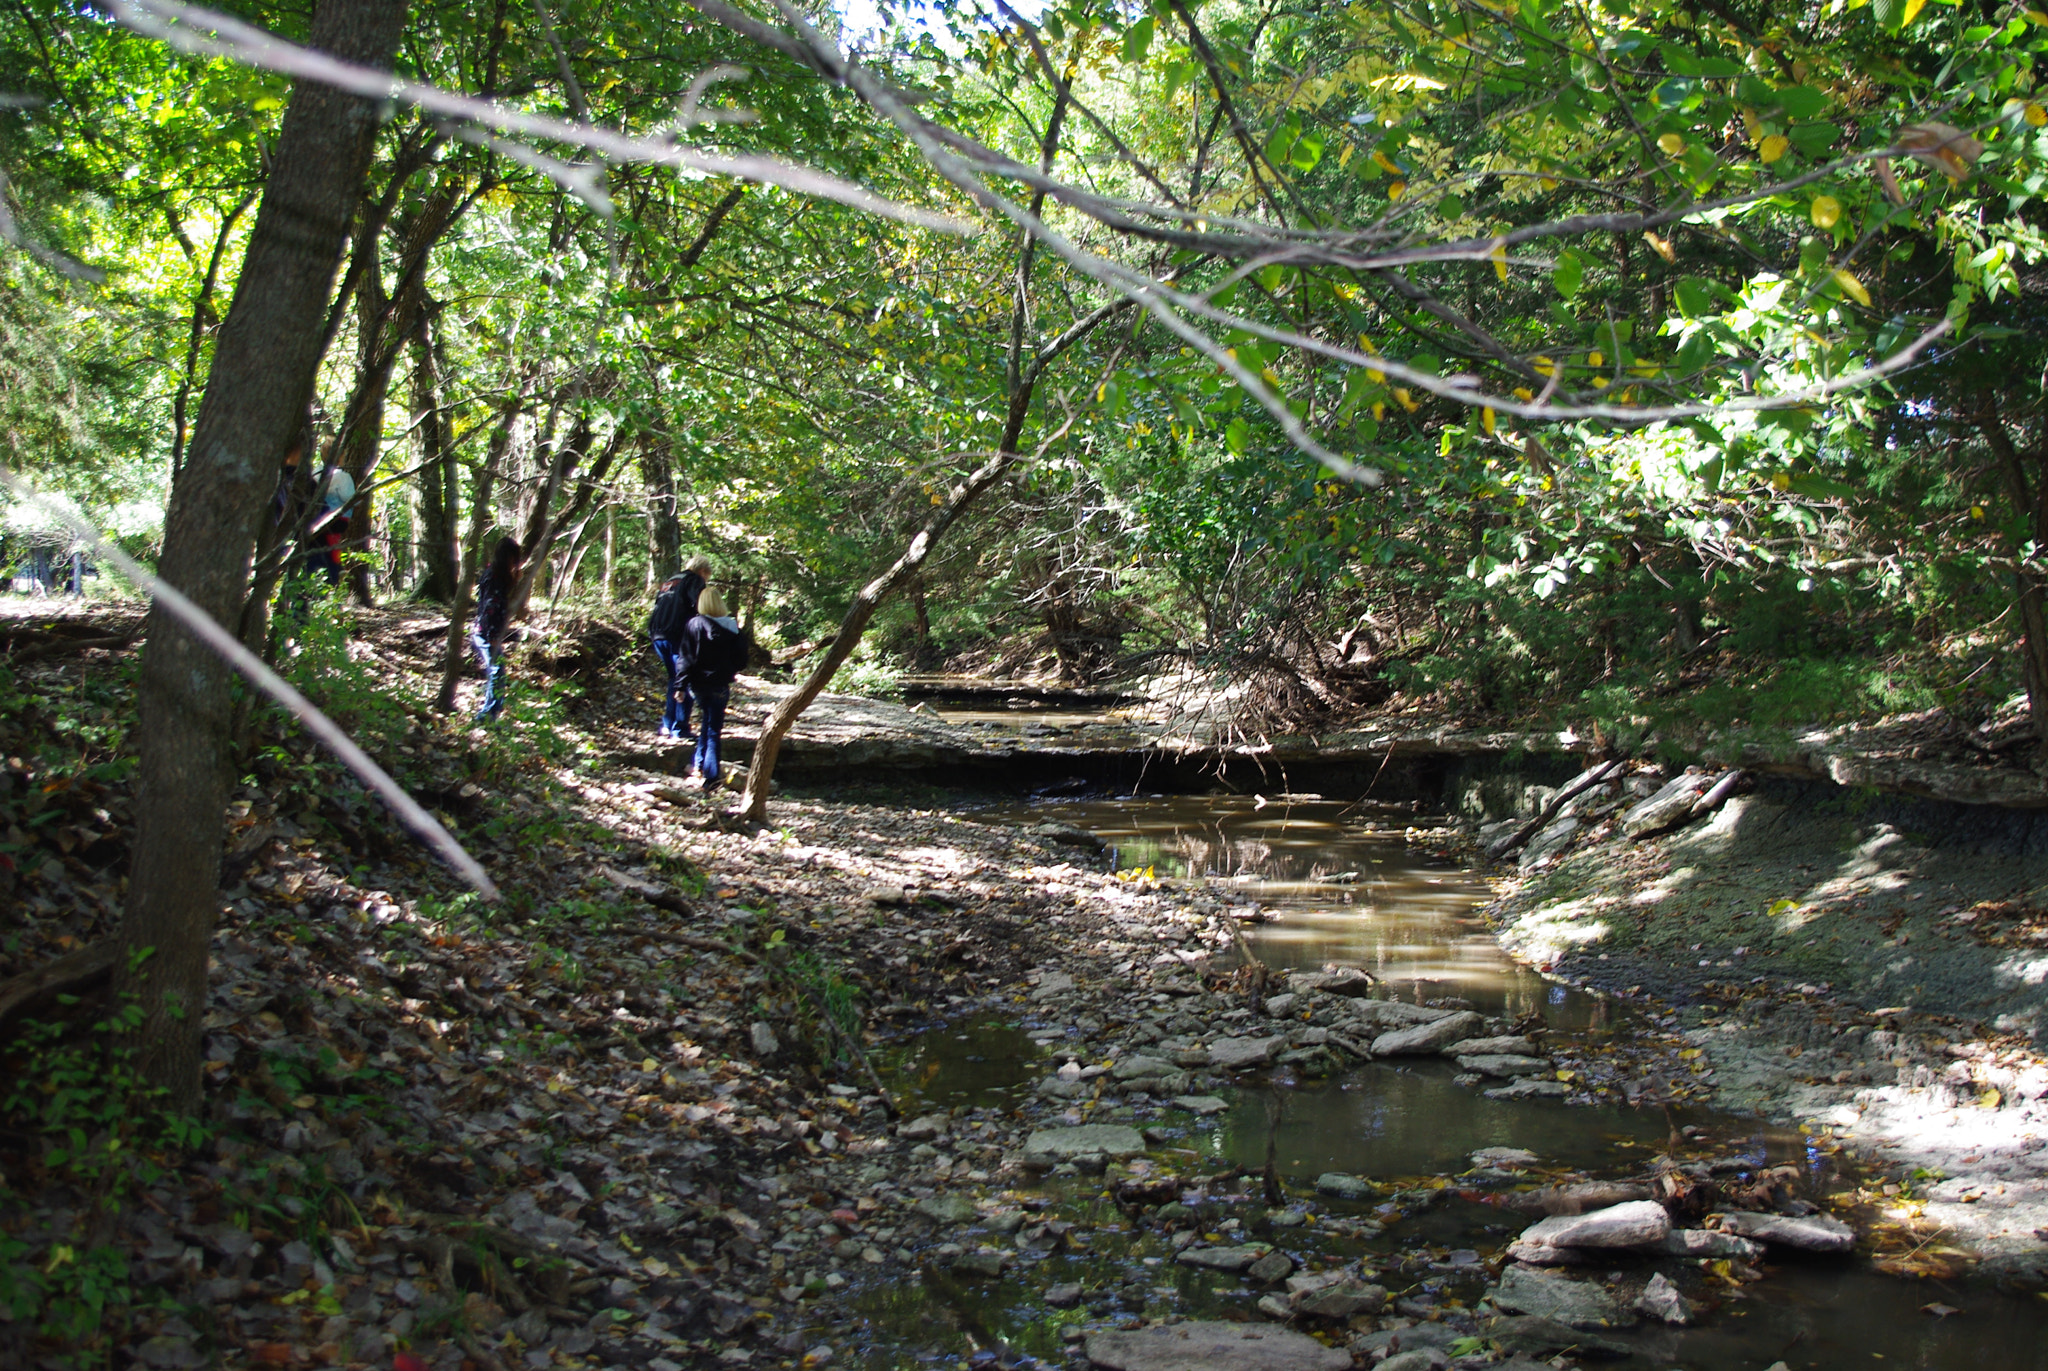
[0,939,119,1029]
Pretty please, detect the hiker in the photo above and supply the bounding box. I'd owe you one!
[648,555,711,738]
[471,536,524,721]
[676,585,746,787]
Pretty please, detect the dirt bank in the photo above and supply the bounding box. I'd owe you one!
[1478,768,2048,1277]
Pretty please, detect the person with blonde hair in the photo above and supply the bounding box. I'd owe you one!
[648,554,712,738]
[674,585,745,786]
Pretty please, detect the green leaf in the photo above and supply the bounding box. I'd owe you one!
[1122,16,1155,63]
[1553,248,1584,300]
[1774,85,1829,120]
[1674,276,1715,317]
[1225,417,1248,453]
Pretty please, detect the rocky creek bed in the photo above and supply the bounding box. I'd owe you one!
[9,604,2048,1370]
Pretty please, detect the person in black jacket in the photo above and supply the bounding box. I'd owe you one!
[647,555,711,738]
[675,586,746,786]
[471,536,523,721]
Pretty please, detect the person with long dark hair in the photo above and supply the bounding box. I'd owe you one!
[471,536,524,721]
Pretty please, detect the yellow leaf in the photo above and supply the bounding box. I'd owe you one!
[1395,388,1418,411]
[1741,108,1762,140]
[2029,7,2048,22]
[1657,132,1685,155]
[1972,504,1986,520]
[1481,407,1496,434]
[1372,150,1401,174]
[1512,386,1535,401]
[1811,195,1842,228]
[1901,0,1927,22]
[1491,240,1508,281]
[2029,103,2047,128]
[1591,377,1609,389]
[1531,356,1554,377]
[1371,401,1386,420]
[1388,180,1407,200]
[1760,134,1790,163]
[1587,350,1604,368]
[1771,471,1792,492]
[1832,268,1871,306]
[1261,367,1281,386]
[1644,231,1676,263]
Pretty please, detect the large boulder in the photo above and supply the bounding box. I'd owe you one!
[1085,1321,1350,1371]
[1521,1200,1671,1250]
[1372,1011,1484,1056]
[1487,1315,1634,1359]
[1714,1210,1855,1252]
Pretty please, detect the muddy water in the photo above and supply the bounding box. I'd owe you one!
[832,795,2048,1370]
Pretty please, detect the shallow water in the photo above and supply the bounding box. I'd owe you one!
[827,795,2048,1369]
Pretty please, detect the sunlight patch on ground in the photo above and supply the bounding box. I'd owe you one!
[1994,954,2048,988]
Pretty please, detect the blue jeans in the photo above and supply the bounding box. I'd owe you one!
[692,685,729,782]
[470,630,506,717]
[651,636,693,734]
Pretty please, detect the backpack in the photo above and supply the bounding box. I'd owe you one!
[648,574,697,641]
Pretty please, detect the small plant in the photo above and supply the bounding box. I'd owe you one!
[0,999,209,1367]
[823,652,905,700]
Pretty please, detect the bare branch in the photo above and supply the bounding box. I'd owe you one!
[104,0,971,235]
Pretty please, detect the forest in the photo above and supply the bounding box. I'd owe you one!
[5,0,2048,1365]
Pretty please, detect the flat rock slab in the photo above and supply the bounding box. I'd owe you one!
[1484,1078,1569,1101]
[1174,1244,1269,1272]
[1487,1315,1634,1360]
[1471,1147,1541,1168]
[1292,968,1377,997]
[1172,1095,1229,1115]
[915,1196,979,1225]
[1372,1010,1484,1056]
[1113,1055,1178,1080]
[1519,1200,1670,1250]
[1457,1053,1554,1077]
[1024,1125,1147,1160]
[1661,1228,1764,1260]
[1293,1278,1387,1319]
[1715,1210,1855,1252]
[1494,1266,1636,1330]
[1448,1036,1538,1057]
[1086,1322,1351,1371]
[1348,1000,1454,1030]
[1314,1172,1374,1200]
[1209,1036,1281,1069]
[1031,971,1076,999]
[1350,1324,1461,1359]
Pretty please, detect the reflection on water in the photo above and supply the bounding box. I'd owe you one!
[1002,794,1606,1024]
[839,794,2048,1371]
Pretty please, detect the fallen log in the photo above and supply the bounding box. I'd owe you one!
[1488,758,1627,860]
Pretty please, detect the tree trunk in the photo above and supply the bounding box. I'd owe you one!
[437,396,519,711]
[737,447,1021,823]
[411,315,459,602]
[506,412,591,622]
[115,0,408,1108]
[1981,398,2048,760]
[643,437,682,590]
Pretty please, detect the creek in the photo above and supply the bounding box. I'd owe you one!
[830,790,2048,1370]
